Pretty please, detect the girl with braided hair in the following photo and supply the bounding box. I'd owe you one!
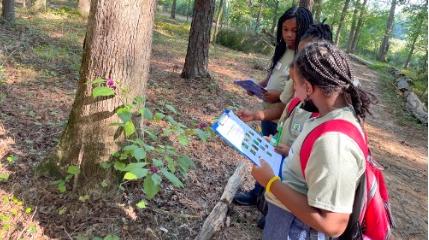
[251,41,375,239]
[234,6,313,208]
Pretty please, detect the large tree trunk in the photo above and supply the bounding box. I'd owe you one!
[313,0,322,23]
[377,0,397,62]
[270,0,279,34]
[211,0,224,43]
[299,0,313,11]
[181,0,215,79]
[334,0,351,44]
[404,18,423,68]
[171,0,177,19]
[78,0,91,17]
[1,0,15,23]
[31,0,46,11]
[351,0,368,52]
[346,0,359,53]
[50,0,157,187]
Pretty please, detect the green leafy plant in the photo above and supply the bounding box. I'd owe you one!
[88,77,213,204]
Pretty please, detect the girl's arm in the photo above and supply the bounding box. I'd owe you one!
[237,104,285,122]
[252,160,350,237]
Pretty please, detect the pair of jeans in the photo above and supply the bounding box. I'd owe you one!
[263,203,333,240]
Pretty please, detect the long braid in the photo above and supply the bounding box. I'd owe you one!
[269,7,313,72]
[295,41,375,119]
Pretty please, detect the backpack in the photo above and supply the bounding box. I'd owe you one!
[300,119,395,240]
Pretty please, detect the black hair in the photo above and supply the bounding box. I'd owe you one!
[294,41,375,120]
[270,6,313,72]
[301,23,333,43]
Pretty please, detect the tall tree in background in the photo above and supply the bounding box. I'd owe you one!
[377,0,397,61]
[404,0,428,68]
[1,0,15,23]
[350,0,368,52]
[171,0,177,19]
[181,0,215,79]
[211,0,225,43]
[334,0,351,44]
[254,1,263,32]
[270,0,280,33]
[313,0,322,23]
[346,0,360,52]
[47,0,157,187]
[78,0,91,17]
[300,0,314,11]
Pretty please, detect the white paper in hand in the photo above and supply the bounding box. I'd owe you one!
[212,110,283,176]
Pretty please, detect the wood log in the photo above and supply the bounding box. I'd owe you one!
[195,162,246,240]
[404,90,428,124]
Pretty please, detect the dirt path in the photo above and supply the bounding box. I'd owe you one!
[351,61,428,239]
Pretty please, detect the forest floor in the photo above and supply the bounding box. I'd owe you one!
[0,6,427,240]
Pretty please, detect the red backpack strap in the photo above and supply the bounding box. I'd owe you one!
[287,97,301,116]
[300,119,369,179]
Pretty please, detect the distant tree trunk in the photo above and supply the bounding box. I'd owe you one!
[171,0,177,19]
[334,0,351,44]
[78,0,91,17]
[254,2,263,32]
[47,0,157,187]
[313,0,322,23]
[186,0,192,22]
[31,0,46,11]
[211,0,224,43]
[299,0,313,11]
[346,0,359,52]
[377,0,397,62]
[2,0,15,23]
[404,18,423,68]
[351,0,368,52]
[270,0,279,34]
[181,0,215,79]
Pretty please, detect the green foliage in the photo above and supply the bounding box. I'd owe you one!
[86,77,212,205]
[216,29,273,55]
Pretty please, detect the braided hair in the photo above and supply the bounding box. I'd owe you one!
[301,23,333,43]
[270,7,313,72]
[294,41,375,120]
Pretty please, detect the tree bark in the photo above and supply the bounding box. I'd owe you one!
[270,0,279,34]
[181,0,215,79]
[211,0,224,43]
[377,0,397,62]
[334,0,351,44]
[346,0,360,53]
[171,0,177,19]
[404,18,423,68]
[351,0,368,52]
[299,0,314,11]
[78,0,91,17]
[31,0,46,11]
[313,0,322,23]
[1,0,15,23]
[50,0,157,187]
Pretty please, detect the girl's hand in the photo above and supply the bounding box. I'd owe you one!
[251,159,275,187]
[236,109,256,122]
[263,90,281,103]
[275,144,290,156]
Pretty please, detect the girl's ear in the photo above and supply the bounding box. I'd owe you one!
[304,80,314,96]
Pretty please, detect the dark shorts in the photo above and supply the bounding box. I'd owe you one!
[261,120,277,137]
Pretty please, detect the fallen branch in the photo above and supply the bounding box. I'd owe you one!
[195,162,246,240]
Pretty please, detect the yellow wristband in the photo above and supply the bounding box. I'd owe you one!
[266,176,280,193]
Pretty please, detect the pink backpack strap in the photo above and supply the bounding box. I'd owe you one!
[300,119,369,179]
[287,97,301,116]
